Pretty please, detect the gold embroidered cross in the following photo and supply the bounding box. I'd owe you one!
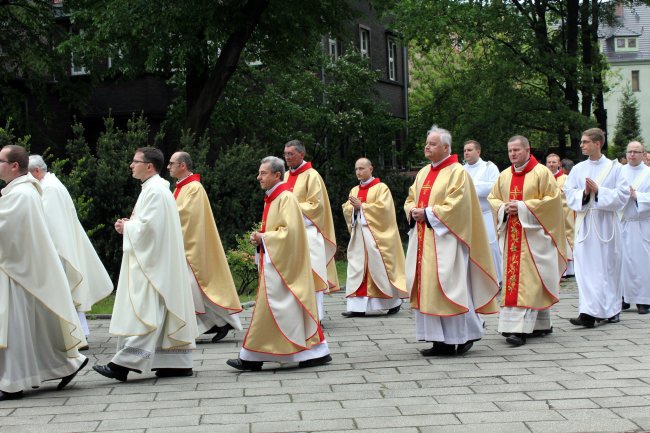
[510,186,522,200]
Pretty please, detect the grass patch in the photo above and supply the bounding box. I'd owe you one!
[89,293,116,315]
[336,260,347,286]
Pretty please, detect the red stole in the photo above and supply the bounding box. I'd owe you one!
[554,169,564,179]
[351,178,381,297]
[504,156,538,306]
[261,183,289,233]
[286,162,313,191]
[173,173,201,199]
[414,155,459,296]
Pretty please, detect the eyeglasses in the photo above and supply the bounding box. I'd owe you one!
[627,151,645,155]
[167,161,180,166]
[131,159,150,164]
[0,159,10,164]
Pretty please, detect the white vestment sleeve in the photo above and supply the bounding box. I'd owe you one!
[635,191,650,216]
[473,163,499,199]
[424,206,449,236]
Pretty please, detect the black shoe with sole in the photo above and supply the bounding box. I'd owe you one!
[226,359,263,371]
[92,363,128,382]
[506,333,526,346]
[638,304,649,315]
[58,358,89,390]
[607,313,620,323]
[298,354,333,368]
[341,311,365,318]
[622,301,631,310]
[569,313,595,328]
[211,324,234,342]
[530,327,553,337]
[154,368,193,378]
[420,342,456,356]
[456,341,474,355]
[386,304,401,315]
[0,391,24,401]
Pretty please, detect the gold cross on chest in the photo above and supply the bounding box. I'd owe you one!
[510,186,522,200]
[421,182,432,191]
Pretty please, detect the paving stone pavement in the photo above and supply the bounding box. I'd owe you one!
[2,280,650,433]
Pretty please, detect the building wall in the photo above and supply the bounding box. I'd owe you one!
[604,62,650,146]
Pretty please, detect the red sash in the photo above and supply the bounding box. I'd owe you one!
[357,178,381,202]
[554,168,564,179]
[173,173,201,199]
[286,162,313,191]
[504,156,538,306]
[413,155,458,296]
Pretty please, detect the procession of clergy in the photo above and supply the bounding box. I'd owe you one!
[2,125,649,400]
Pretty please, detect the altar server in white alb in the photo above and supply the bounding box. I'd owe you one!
[0,145,87,401]
[564,128,629,328]
[341,158,407,317]
[463,140,502,285]
[28,155,113,339]
[93,147,198,381]
[619,141,650,315]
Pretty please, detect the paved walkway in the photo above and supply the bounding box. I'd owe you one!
[2,281,650,433]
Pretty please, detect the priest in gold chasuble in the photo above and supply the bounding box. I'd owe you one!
[227,156,331,371]
[546,153,575,277]
[404,127,499,357]
[169,152,243,343]
[283,140,339,321]
[488,136,566,346]
[342,158,407,317]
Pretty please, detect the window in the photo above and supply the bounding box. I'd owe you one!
[615,37,639,52]
[632,70,640,92]
[387,38,397,81]
[359,27,370,59]
[328,38,339,61]
[70,54,89,76]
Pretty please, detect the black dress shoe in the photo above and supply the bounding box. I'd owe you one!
[530,327,553,337]
[298,354,333,368]
[211,324,234,342]
[154,368,193,378]
[341,311,365,318]
[569,313,595,328]
[506,333,526,346]
[92,363,128,382]
[456,341,474,355]
[637,304,649,315]
[386,304,401,315]
[420,342,456,356]
[622,301,631,310]
[203,325,220,335]
[607,313,620,323]
[0,391,23,401]
[226,358,263,371]
[79,345,89,351]
[58,358,89,390]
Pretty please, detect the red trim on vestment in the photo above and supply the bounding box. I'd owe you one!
[357,177,381,202]
[286,162,313,191]
[261,183,290,233]
[187,260,243,314]
[554,169,564,179]
[173,173,201,199]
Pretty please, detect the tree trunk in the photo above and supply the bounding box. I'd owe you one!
[184,0,271,136]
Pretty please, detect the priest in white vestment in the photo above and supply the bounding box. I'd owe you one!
[619,141,650,314]
[564,128,630,328]
[28,155,114,339]
[342,158,407,317]
[227,156,331,371]
[93,147,198,381]
[405,127,499,356]
[0,145,87,400]
[463,140,502,285]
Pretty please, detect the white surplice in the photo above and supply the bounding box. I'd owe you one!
[464,159,502,284]
[564,156,629,319]
[619,163,650,306]
[39,172,113,335]
[109,174,198,372]
[0,175,86,393]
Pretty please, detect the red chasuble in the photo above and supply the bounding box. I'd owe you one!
[504,156,539,306]
[173,173,201,199]
[286,162,313,191]
[414,155,459,297]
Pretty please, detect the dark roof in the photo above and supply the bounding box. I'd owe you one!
[599,5,650,62]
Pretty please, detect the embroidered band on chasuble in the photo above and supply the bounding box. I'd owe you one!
[285,162,312,191]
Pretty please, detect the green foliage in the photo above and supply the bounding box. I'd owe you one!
[612,84,642,150]
[226,224,262,296]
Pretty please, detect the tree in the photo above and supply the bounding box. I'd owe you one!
[61,0,359,139]
[612,84,642,149]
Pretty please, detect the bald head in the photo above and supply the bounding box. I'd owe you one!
[168,151,193,180]
[354,157,374,182]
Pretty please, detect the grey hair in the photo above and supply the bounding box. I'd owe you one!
[427,125,452,153]
[261,156,286,178]
[176,151,193,170]
[284,139,306,154]
[28,154,48,172]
